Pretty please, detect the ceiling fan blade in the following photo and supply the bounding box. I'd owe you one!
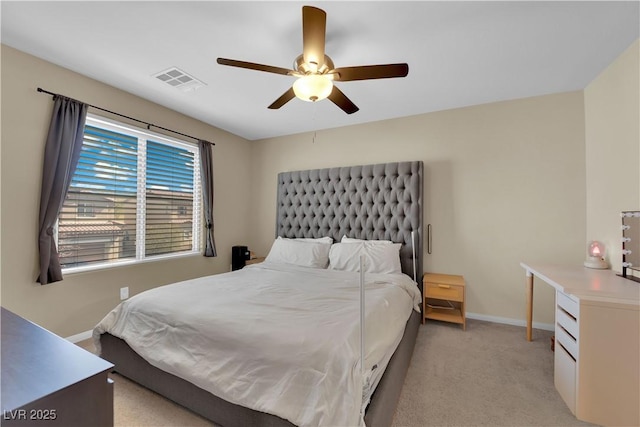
[333,63,409,81]
[302,6,326,69]
[217,58,292,76]
[268,87,296,109]
[328,86,359,114]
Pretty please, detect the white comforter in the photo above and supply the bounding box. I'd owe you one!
[93,261,421,427]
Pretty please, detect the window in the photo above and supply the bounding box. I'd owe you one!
[76,203,95,217]
[57,115,201,271]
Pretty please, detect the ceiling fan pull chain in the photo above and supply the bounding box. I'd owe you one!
[311,103,319,144]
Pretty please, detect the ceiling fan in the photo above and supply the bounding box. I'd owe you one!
[216,5,409,114]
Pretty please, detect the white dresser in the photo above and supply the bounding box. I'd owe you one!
[521,263,640,427]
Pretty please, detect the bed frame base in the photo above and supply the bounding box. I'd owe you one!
[100,311,420,427]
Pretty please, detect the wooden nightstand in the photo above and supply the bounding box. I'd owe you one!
[245,257,265,266]
[423,273,466,330]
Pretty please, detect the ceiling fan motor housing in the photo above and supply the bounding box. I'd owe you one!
[294,54,335,76]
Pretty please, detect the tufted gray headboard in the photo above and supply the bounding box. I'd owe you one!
[276,161,423,282]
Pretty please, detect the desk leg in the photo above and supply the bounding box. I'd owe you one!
[526,270,533,341]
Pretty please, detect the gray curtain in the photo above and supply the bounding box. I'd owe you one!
[37,96,88,284]
[198,140,217,257]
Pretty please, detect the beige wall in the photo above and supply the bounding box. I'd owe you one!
[584,39,640,272]
[3,37,636,336]
[0,45,253,337]
[250,92,587,325]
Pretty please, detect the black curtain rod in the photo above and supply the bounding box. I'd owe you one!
[37,87,214,146]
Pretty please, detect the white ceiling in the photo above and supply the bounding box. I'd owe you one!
[2,1,638,141]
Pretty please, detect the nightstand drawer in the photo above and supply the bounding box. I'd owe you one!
[425,283,464,302]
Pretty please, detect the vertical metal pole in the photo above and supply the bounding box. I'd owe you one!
[360,254,365,379]
[359,254,366,421]
[411,231,417,283]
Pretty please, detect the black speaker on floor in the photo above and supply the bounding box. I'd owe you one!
[232,246,250,271]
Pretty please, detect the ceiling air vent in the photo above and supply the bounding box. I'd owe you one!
[154,67,205,92]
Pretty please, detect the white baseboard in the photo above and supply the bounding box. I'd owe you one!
[466,312,554,332]
[65,329,93,343]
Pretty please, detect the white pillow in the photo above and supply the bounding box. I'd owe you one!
[278,236,333,244]
[266,238,331,268]
[329,242,402,274]
[328,242,364,272]
[366,242,402,274]
[341,236,393,245]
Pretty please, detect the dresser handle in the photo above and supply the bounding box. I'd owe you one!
[437,284,450,289]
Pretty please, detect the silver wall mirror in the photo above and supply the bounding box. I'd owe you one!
[622,211,640,282]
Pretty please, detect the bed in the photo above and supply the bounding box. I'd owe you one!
[96,161,423,427]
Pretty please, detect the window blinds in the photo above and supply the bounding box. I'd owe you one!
[145,140,196,257]
[58,121,200,270]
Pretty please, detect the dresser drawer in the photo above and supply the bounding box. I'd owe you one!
[556,305,579,339]
[557,291,579,319]
[556,323,578,360]
[425,283,464,302]
[555,340,577,415]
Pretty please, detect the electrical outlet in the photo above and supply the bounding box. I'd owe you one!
[120,286,129,300]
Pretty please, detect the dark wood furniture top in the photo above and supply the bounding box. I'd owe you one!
[1,307,114,426]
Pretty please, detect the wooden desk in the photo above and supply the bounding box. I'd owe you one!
[521,262,639,339]
[1,307,114,426]
[520,263,639,427]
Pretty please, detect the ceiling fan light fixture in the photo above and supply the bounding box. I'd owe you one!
[293,74,333,102]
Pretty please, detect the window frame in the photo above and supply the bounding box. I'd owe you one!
[59,114,202,274]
